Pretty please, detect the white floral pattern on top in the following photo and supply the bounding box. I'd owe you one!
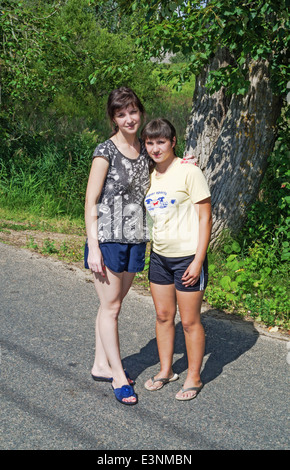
[92,139,150,243]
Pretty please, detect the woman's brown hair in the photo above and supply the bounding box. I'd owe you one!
[107,87,145,135]
[141,118,177,152]
[141,118,178,172]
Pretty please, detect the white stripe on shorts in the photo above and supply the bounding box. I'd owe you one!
[199,265,205,291]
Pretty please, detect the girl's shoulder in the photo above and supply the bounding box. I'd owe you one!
[92,139,115,161]
[176,158,202,174]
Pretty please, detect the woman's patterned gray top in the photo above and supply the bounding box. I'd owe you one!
[92,139,151,244]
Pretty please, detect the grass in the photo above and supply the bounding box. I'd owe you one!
[26,235,85,264]
[0,207,85,234]
[0,207,86,264]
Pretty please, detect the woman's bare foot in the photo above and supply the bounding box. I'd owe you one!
[175,379,203,401]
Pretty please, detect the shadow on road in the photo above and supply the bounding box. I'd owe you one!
[123,309,259,384]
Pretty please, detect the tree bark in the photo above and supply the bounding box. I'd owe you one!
[184,48,282,247]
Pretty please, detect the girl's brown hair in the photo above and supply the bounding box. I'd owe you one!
[107,87,145,135]
[141,118,177,153]
[141,119,177,172]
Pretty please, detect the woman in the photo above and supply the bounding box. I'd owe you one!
[85,87,150,405]
[142,118,212,401]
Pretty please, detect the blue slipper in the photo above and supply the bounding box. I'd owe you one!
[91,374,112,383]
[91,370,135,385]
[112,384,138,406]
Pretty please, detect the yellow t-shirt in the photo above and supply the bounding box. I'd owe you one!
[145,159,210,257]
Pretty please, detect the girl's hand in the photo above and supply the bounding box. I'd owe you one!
[88,245,106,277]
[181,154,198,166]
[181,259,202,287]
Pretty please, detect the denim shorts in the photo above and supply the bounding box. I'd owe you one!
[84,241,146,273]
[148,251,208,292]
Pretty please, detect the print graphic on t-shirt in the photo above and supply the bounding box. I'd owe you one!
[145,192,176,212]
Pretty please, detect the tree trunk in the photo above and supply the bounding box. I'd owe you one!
[184,48,282,247]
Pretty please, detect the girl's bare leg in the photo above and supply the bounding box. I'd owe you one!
[91,268,136,403]
[91,305,112,378]
[145,283,177,390]
[92,270,135,378]
[175,290,205,399]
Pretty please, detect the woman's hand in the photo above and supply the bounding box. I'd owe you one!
[181,154,198,166]
[181,258,202,287]
[88,244,106,277]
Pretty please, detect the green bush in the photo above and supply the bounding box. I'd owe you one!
[205,109,290,330]
[206,238,290,329]
[0,130,96,218]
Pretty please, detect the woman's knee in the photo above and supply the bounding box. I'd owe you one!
[102,301,122,320]
[156,307,176,324]
[181,316,203,334]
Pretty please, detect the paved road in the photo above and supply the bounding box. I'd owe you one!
[0,242,289,451]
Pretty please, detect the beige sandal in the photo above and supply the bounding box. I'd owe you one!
[144,373,179,391]
[175,383,203,401]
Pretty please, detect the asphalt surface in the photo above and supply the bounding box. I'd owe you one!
[0,242,289,452]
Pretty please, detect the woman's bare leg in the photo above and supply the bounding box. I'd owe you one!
[91,270,135,378]
[145,283,177,390]
[92,268,136,403]
[175,289,205,399]
[91,305,112,378]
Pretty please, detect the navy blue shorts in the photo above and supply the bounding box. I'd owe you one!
[148,251,208,292]
[84,241,146,273]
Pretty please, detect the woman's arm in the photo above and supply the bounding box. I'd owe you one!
[181,197,212,287]
[85,157,109,276]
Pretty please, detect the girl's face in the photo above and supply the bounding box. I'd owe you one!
[145,136,176,164]
[113,104,142,135]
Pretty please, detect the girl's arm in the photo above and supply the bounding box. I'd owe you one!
[85,157,109,276]
[181,197,212,287]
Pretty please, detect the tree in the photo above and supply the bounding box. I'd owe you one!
[0,0,57,140]
[0,0,158,151]
[114,0,289,246]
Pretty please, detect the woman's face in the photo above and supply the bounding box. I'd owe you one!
[145,136,176,164]
[113,104,142,135]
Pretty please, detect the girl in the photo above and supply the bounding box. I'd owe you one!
[142,118,212,401]
[85,87,150,405]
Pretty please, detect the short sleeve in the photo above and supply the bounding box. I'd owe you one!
[185,165,211,204]
[92,141,111,162]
